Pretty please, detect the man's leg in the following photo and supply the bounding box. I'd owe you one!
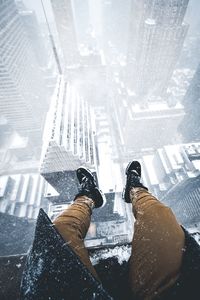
[53,196,100,280]
[129,188,185,299]
[53,167,104,281]
[123,161,185,299]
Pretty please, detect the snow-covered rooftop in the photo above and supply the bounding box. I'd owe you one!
[145,18,156,25]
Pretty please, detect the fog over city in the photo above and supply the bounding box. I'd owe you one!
[0,0,200,298]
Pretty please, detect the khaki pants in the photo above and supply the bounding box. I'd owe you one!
[53,189,185,299]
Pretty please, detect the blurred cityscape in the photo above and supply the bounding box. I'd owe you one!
[0,0,200,255]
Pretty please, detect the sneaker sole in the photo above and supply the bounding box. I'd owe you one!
[93,188,104,208]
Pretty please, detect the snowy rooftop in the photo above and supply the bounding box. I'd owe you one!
[10,134,28,149]
[44,182,59,198]
[145,18,156,25]
[143,155,159,185]
[90,244,131,265]
[127,89,136,96]
[192,160,200,170]
[132,101,183,113]
[0,176,8,197]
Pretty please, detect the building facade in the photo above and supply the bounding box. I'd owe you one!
[0,173,46,219]
[17,5,58,94]
[50,0,79,68]
[140,142,200,226]
[127,0,189,104]
[179,62,200,142]
[115,99,185,155]
[0,0,49,142]
[40,76,97,175]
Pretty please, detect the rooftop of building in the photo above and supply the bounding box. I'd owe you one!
[131,101,184,113]
[145,18,156,25]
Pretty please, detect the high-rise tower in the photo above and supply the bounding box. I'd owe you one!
[40,76,97,174]
[50,0,79,68]
[40,76,97,199]
[0,0,49,142]
[127,0,189,104]
[140,142,200,226]
[179,62,200,142]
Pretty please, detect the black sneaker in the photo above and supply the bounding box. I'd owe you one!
[75,167,104,208]
[122,161,148,203]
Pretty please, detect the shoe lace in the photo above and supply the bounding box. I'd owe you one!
[128,170,141,186]
[81,176,95,191]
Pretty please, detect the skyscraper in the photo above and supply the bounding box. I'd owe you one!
[114,98,185,155]
[40,76,97,173]
[179,62,200,142]
[40,75,98,199]
[127,0,189,104]
[0,0,49,142]
[140,142,200,226]
[50,0,79,68]
[18,9,48,68]
[0,173,46,219]
[17,3,58,94]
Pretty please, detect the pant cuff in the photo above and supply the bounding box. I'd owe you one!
[74,195,95,210]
